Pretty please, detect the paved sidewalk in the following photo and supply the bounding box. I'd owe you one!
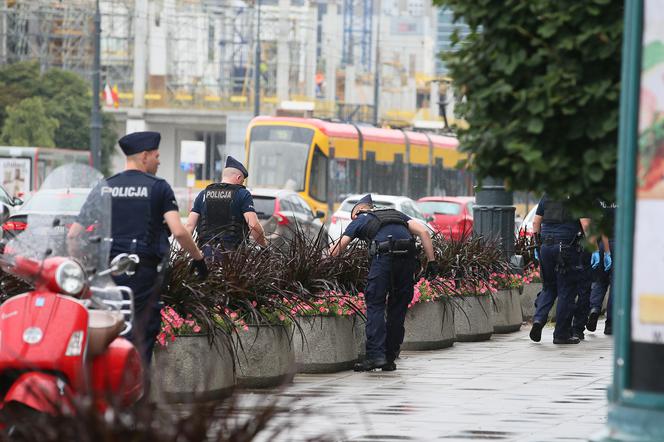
[251,324,613,442]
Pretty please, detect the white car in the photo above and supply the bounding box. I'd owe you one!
[518,204,539,236]
[328,193,433,242]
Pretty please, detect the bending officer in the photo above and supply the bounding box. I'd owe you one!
[329,194,438,371]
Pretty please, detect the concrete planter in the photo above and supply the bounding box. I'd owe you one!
[492,289,523,333]
[352,316,367,360]
[521,282,542,321]
[453,294,493,342]
[152,334,234,402]
[294,316,357,373]
[402,300,455,350]
[235,324,295,388]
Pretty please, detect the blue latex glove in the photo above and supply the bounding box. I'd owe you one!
[591,251,601,269]
[604,252,612,271]
[534,248,539,261]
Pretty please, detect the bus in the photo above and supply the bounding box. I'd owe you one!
[245,116,472,218]
[0,147,92,197]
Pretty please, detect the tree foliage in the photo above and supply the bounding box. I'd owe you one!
[0,61,117,173]
[0,97,59,147]
[437,0,623,209]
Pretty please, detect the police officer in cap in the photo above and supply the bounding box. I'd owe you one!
[530,193,599,344]
[329,194,438,371]
[185,155,267,253]
[70,131,208,366]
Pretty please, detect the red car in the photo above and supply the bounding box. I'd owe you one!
[417,196,475,240]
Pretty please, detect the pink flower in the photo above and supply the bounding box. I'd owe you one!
[193,325,201,333]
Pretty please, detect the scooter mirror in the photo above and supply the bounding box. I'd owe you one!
[109,253,140,277]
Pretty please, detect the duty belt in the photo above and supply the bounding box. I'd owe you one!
[369,237,416,257]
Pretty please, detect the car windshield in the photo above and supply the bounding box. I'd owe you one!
[21,190,89,213]
[340,199,395,212]
[253,196,276,219]
[418,201,461,216]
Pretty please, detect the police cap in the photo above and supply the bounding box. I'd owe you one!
[352,193,373,215]
[225,155,249,178]
[118,131,161,156]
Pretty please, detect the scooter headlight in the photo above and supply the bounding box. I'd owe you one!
[55,260,86,295]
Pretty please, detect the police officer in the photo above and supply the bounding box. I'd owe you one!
[530,193,592,344]
[329,194,438,371]
[587,200,615,335]
[185,156,267,253]
[69,131,208,366]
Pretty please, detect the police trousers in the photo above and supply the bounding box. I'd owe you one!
[113,262,163,367]
[571,250,593,337]
[364,253,417,361]
[533,237,582,340]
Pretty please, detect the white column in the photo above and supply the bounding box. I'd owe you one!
[304,5,317,99]
[133,0,149,109]
[323,1,338,102]
[344,64,356,104]
[276,0,290,102]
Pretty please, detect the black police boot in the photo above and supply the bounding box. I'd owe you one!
[382,360,397,372]
[586,309,600,332]
[529,321,544,342]
[573,332,585,341]
[604,321,613,335]
[553,336,581,345]
[354,357,388,372]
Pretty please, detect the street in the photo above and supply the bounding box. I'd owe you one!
[250,325,612,442]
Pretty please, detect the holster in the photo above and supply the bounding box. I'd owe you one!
[368,237,416,257]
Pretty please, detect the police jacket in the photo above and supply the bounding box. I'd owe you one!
[78,170,178,262]
[343,209,413,243]
[195,183,251,247]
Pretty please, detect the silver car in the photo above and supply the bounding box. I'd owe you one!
[251,188,328,249]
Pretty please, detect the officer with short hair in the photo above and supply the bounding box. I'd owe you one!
[329,194,438,371]
[185,156,267,253]
[530,193,591,345]
[69,131,208,366]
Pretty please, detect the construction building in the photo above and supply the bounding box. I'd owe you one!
[0,0,460,188]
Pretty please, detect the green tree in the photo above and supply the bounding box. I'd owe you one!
[437,0,623,210]
[0,97,59,147]
[0,62,117,173]
[0,61,40,127]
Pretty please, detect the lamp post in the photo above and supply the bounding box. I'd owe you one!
[254,0,261,117]
[90,0,102,170]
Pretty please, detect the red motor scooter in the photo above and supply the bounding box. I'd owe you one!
[0,164,144,418]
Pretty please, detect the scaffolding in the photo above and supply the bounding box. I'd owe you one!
[342,0,372,72]
[0,0,94,75]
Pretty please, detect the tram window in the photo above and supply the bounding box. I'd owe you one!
[309,145,327,202]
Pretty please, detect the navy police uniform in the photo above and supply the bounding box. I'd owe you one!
[588,200,616,334]
[532,194,584,343]
[78,131,178,365]
[191,156,254,253]
[343,197,418,366]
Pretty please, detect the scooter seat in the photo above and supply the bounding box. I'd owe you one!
[87,310,125,359]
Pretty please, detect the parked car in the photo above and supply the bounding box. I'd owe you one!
[518,205,539,237]
[417,196,474,240]
[328,194,433,242]
[251,188,328,249]
[1,188,92,252]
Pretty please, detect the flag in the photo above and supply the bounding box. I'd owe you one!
[104,83,114,107]
[112,84,119,108]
